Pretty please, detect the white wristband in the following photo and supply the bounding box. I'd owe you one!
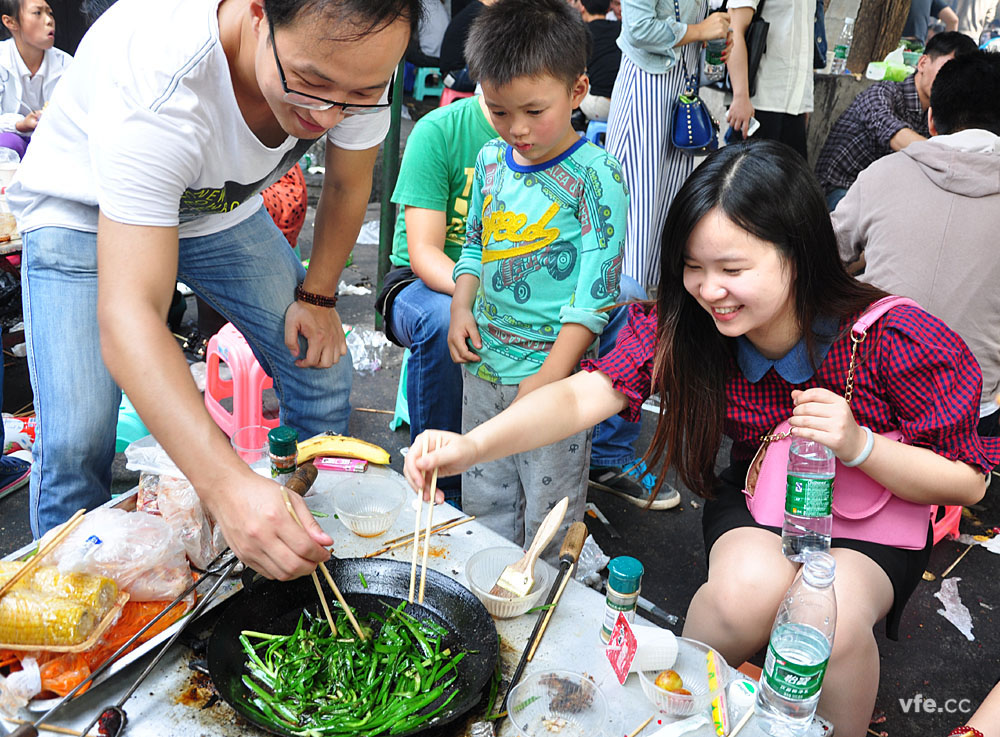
[842,426,874,467]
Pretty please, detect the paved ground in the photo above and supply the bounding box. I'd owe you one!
[2,96,998,735]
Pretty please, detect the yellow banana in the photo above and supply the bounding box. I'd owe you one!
[297,432,391,465]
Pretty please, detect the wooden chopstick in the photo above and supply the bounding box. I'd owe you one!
[280,487,337,637]
[314,560,367,641]
[417,435,439,605]
[627,714,655,737]
[526,561,574,661]
[364,516,476,558]
[408,435,428,604]
[0,508,85,601]
[728,704,754,737]
[3,716,94,735]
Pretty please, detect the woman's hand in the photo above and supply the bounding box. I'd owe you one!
[448,307,481,363]
[789,388,868,462]
[15,111,40,134]
[691,11,731,42]
[404,430,477,503]
[727,94,755,137]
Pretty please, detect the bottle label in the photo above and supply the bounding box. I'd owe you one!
[785,475,832,517]
[762,640,829,700]
[834,43,849,60]
[601,599,636,640]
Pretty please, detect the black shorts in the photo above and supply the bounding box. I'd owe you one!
[701,464,933,641]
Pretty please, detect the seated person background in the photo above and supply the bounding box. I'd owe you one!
[406,0,449,68]
[438,0,489,92]
[833,51,1000,436]
[0,0,71,160]
[578,0,621,123]
[381,92,672,510]
[814,31,977,211]
[904,0,959,43]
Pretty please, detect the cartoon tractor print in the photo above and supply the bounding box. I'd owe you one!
[492,240,577,304]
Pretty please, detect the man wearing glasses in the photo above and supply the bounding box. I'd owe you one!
[7,0,419,580]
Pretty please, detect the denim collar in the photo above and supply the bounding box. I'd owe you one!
[736,316,840,384]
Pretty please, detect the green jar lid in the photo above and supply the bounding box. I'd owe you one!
[608,556,643,594]
[268,426,299,456]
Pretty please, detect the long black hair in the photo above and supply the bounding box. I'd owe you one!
[646,141,886,498]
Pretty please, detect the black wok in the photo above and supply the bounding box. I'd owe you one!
[206,557,498,736]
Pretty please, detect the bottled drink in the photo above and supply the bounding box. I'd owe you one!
[755,553,838,736]
[829,17,854,74]
[782,437,834,562]
[702,38,727,83]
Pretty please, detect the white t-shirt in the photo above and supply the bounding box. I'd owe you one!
[729,0,814,116]
[0,38,72,133]
[8,0,391,239]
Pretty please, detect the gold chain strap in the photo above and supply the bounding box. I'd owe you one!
[757,326,868,443]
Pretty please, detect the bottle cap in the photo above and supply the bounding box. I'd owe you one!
[802,551,836,587]
[268,426,299,456]
[608,556,644,594]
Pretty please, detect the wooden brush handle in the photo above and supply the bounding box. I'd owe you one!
[559,521,588,565]
[523,496,569,569]
[284,461,318,496]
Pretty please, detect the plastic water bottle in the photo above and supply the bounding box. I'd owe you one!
[755,552,838,736]
[829,17,854,74]
[782,437,834,562]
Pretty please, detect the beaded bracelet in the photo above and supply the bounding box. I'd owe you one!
[948,727,984,737]
[295,283,338,308]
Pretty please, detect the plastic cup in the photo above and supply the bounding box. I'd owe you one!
[231,425,271,476]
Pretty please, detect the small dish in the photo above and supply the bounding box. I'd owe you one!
[330,467,408,537]
[507,669,606,737]
[638,636,735,717]
[464,546,551,619]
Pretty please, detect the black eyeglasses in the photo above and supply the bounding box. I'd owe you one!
[267,15,394,115]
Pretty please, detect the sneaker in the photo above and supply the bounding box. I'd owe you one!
[589,459,681,510]
[0,452,31,500]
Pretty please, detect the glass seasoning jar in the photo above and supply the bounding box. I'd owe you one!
[268,426,299,484]
[601,556,644,643]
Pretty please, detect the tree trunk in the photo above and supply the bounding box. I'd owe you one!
[847,0,911,73]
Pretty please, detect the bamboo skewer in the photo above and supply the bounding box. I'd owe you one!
[0,508,85,601]
[418,435,440,605]
[279,488,367,641]
[3,716,93,735]
[367,515,477,553]
[728,704,754,737]
[942,541,975,578]
[365,516,476,558]
[526,562,574,662]
[627,714,655,737]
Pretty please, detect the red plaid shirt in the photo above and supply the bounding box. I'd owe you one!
[583,302,1000,470]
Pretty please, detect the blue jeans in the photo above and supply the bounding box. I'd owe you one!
[389,275,646,469]
[22,208,352,537]
[826,187,849,212]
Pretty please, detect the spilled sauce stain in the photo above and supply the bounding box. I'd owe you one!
[175,670,218,708]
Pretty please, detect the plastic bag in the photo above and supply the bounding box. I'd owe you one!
[0,657,40,716]
[345,326,392,374]
[155,475,222,570]
[124,435,183,478]
[575,535,611,589]
[39,508,190,601]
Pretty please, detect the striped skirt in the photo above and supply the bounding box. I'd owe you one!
[606,45,700,291]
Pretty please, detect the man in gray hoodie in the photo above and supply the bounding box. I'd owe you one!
[834,51,1000,435]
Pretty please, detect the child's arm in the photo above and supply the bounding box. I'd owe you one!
[404,370,628,501]
[405,206,457,295]
[448,273,482,363]
[514,323,596,401]
[789,388,987,506]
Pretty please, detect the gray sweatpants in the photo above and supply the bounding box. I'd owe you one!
[461,371,591,567]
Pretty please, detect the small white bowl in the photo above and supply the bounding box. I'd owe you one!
[331,468,407,537]
[638,637,735,717]
[507,669,607,737]
[464,546,551,619]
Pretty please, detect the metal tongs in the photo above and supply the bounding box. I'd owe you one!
[7,550,240,737]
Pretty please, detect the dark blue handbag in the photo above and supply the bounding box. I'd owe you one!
[670,0,719,155]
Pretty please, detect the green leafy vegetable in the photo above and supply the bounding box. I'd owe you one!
[239,601,464,736]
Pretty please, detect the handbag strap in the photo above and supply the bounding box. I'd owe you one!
[844,296,920,404]
[674,0,699,94]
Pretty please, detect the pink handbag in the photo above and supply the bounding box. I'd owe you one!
[742,296,934,550]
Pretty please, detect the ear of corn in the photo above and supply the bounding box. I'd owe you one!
[0,562,118,613]
[0,589,98,647]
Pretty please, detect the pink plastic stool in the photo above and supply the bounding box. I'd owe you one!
[204,323,279,437]
[439,87,474,107]
[932,505,963,545]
